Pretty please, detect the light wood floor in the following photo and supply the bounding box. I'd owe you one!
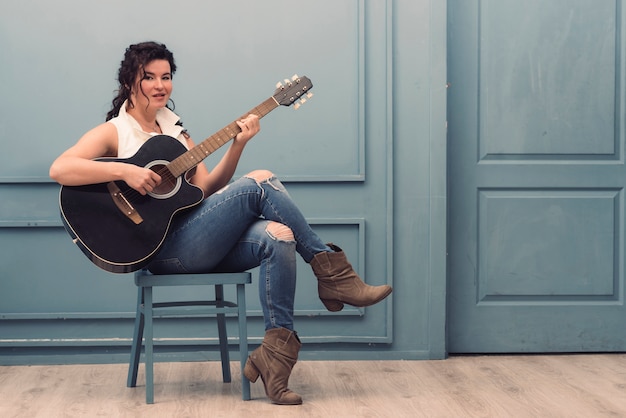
[2,354,626,417]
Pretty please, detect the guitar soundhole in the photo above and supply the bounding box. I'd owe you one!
[146,160,181,200]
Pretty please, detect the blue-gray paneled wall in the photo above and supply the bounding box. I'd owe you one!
[0,0,447,363]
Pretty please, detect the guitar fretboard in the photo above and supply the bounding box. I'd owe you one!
[167,96,279,177]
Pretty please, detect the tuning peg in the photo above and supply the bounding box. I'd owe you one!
[291,74,300,81]
[276,81,284,89]
[294,92,313,110]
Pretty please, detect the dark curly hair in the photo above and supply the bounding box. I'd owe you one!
[106,41,177,121]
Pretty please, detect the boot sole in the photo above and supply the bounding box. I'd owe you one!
[321,286,393,312]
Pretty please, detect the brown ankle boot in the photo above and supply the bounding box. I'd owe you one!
[243,327,302,405]
[310,243,392,312]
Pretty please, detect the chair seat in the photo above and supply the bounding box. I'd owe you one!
[127,269,251,404]
[135,272,251,287]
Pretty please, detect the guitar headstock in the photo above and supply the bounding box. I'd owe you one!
[273,75,313,109]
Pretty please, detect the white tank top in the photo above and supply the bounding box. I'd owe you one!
[108,100,188,158]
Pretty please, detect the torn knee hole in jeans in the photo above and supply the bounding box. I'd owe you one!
[244,169,274,183]
[266,221,294,241]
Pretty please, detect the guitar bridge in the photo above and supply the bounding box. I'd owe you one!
[107,182,144,225]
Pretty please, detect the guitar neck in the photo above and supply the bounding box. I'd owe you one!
[167,96,279,177]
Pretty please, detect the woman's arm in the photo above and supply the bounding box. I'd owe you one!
[49,122,162,195]
[188,114,260,197]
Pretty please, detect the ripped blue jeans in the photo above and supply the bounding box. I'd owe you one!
[147,170,330,331]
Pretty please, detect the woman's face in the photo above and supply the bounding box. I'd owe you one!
[131,59,172,112]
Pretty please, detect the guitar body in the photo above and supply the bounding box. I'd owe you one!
[59,135,204,273]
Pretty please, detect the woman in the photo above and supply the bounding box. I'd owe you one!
[49,41,392,405]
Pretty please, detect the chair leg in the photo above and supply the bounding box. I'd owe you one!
[127,286,145,388]
[215,285,231,383]
[237,283,251,401]
[144,286,155,404]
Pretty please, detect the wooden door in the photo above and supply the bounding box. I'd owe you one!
[447,0,626,352]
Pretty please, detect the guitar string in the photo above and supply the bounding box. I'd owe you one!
[119,122,243,205]
[119,97,280,205]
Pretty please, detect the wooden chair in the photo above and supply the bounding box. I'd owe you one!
[126,269,251,404]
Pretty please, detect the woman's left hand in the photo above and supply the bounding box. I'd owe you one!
[235,114,260,144]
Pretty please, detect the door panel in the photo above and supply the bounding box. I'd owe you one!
[448,0,626,352]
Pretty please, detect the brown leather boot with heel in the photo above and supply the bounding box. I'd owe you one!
[310,243,392,312]
[243,327,302,405]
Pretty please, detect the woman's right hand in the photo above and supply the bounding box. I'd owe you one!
[122,164,162,195]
